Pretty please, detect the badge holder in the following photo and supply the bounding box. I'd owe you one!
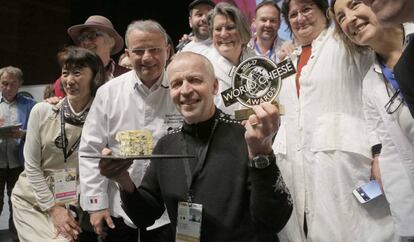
[221,57,296,120]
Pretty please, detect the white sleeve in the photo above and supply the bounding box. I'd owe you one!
[362,72,381,149]
[79,88,110,211]
[24,103,55,211]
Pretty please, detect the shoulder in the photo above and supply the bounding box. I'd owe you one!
[30,101,55,118]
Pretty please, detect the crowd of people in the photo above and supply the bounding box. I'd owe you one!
[0,0,413,241]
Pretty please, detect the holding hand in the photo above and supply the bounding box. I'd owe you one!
[243,102,280,159]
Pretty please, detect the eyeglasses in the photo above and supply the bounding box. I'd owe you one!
[384,89,403,114]
[129,47,165,56]
[288,4,315,20]
[78,31,104,42]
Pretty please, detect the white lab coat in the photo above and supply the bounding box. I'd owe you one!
[363,57,414,237]
[273,27,396,242]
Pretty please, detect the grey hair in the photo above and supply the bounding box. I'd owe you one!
[208,2,251,46]
[0,66,24,84]
[125,20,169,48]
[167,52,215,80]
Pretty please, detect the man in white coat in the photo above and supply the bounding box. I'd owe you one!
[78,20,181,241]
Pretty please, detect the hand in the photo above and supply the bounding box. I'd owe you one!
[0,118,4,127]
[242,102,280,159]
[277,41,296,61]
[179,33,193,43]
[48,205,81,241]
[0,126,24,139]
[45,96,62,104]
[89,209,115,239]
[371,155,384,193]
[99,148,135,192]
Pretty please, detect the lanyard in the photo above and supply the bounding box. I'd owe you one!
[182,119,218,204]
[254,40,274,59]
[60,109,81,169]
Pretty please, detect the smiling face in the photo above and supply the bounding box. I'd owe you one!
[212,14,243,63]
[78,28,114,62]
[288,0,327,45]
[361,0,413,26]
[334,0,380,47]
[190,3,214,41]
[126,29,170,86]
[167,53,218,124]
[61,66,93,104]
[254,4,280,42]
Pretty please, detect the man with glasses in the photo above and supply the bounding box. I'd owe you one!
[78,20,182,242]
[248,0,284,63]
[54,15,129,97]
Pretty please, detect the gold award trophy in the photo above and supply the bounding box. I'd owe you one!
[221,56,296,120]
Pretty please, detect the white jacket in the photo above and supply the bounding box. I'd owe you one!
[273,27,396,242]
[363,44,414,236]
[79,70,182,228]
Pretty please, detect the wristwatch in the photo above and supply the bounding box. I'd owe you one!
[248,153,275,169]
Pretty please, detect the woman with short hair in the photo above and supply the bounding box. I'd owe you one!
[11,46,106,242]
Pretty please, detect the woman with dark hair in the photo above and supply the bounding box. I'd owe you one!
[331,1,414,240]
[272,0,394,241]
[205,2,256,116]
[11,46,106,242]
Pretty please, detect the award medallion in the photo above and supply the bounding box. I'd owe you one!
[221,57,296,120]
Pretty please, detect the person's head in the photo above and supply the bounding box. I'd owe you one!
[281,0,329,45]
[118,53,133,69]
[125,20,170,87]
[208,3,251,64]
[167,52,218,124]
[330,0,381,51]
[0,66,23,102]
[361,0,414,26]
[254,0,281,43]
[188,0,216,41]
[67,15,124,63]
[58,46,106,103]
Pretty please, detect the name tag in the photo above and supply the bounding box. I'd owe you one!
[52,168,77,204]
[176,202,203,242]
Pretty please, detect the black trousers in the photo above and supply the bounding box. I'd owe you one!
[0,166,24,242]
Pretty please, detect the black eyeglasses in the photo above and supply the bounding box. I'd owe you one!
[384,89,403,114]
[78,31,104,42]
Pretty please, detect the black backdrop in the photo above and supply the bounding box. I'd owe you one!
[0,0,191,85]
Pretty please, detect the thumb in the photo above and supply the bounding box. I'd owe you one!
[105,215,115,229]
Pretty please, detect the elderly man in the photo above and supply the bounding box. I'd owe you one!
[362,0,414,118]
[54,15,129,97]
[78,20,182,242]
[99,52,293,242]
[177,0,215,55]
[248,0,283,63]
[0,66,36,242]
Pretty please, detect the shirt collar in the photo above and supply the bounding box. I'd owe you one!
[132,71,166,94]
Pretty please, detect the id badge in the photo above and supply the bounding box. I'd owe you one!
[52,168,77,204]
[176,201,203,242]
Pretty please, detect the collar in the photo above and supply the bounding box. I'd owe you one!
[182,108,219,140]
[0,93,17,104]
[132,71,167,93]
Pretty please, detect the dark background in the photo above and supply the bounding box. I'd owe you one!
[0,0,192,85]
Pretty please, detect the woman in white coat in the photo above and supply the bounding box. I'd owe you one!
[272,0,395,241]
[205,3,256,116]
[331,0,414,240]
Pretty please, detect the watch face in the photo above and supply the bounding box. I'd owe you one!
[252,155,271,169]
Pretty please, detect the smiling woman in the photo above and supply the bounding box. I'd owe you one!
[271,0,397,241]
[204,2,255,117]
[11,46,106,242]
[330,0,414,239]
